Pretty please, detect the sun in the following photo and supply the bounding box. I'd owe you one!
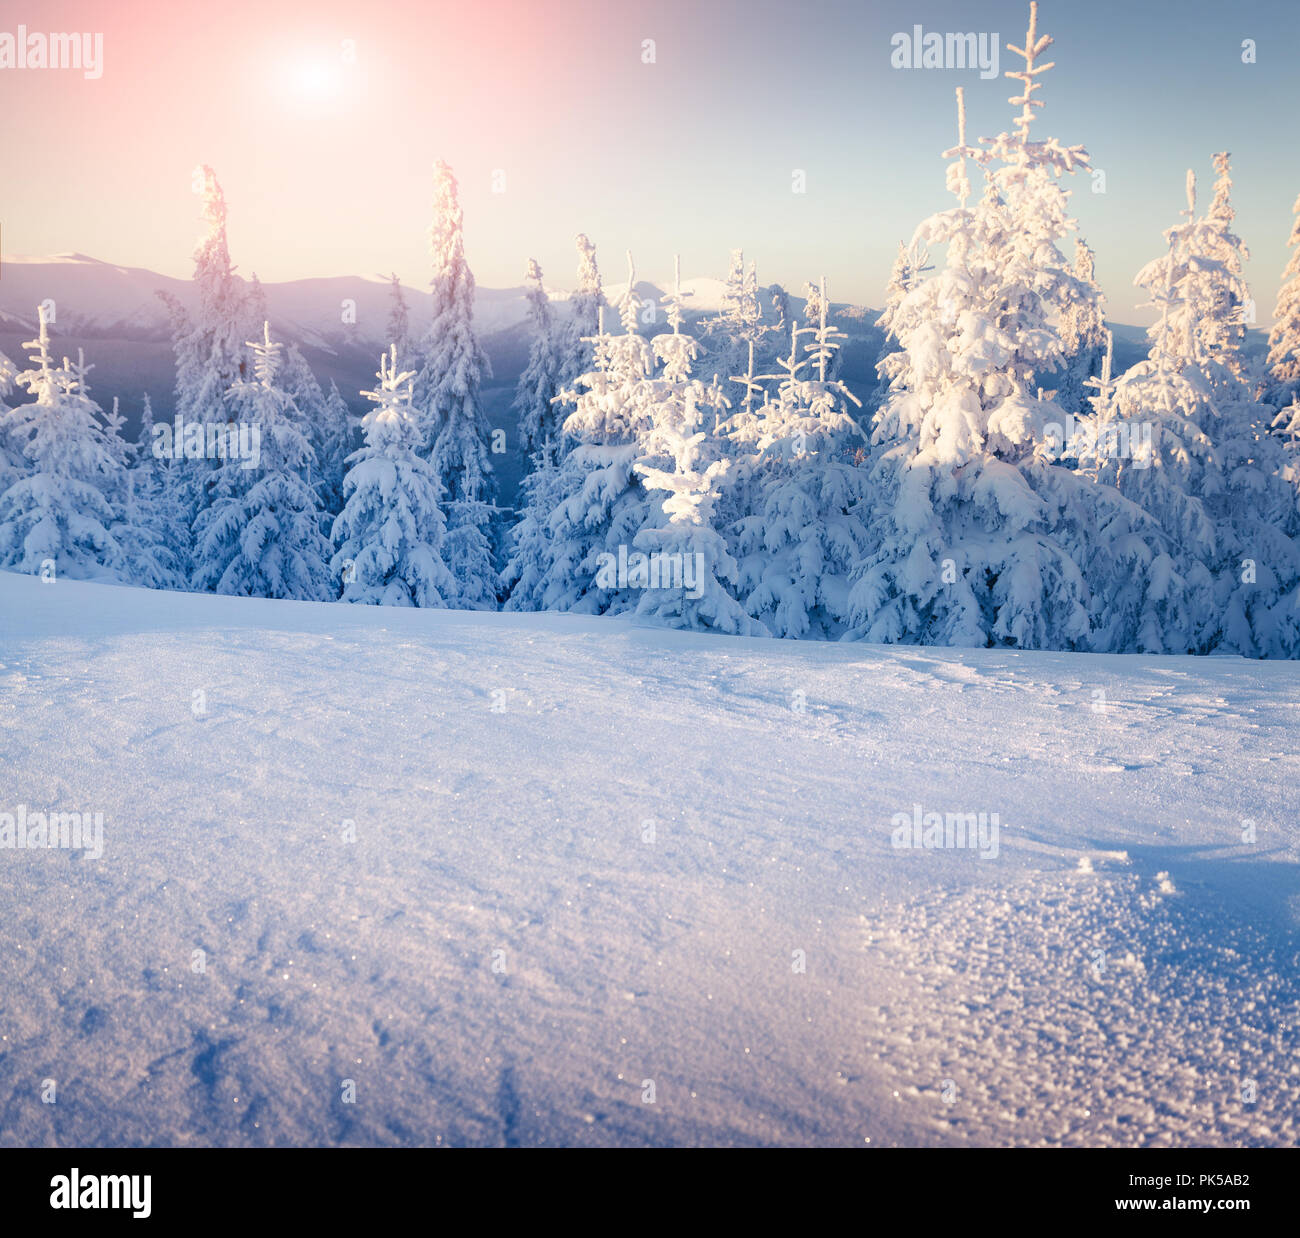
[289,60,341,100]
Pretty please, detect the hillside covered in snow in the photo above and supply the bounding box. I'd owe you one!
[1,571,1297,1147]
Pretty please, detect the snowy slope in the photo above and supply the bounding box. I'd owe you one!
[1,570,1298,1147]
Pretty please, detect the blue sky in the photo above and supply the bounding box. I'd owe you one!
[2,0,1297,321]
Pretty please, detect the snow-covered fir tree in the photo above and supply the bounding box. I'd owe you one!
[628,258,754,633]
[438,497,499,609]
[1200,152,1253,376]
[1275,395,1300,452]
[648,257,730,441]
[1056,239,1107,415]
[277,340,324,435]
[848,21,1109,650]
[513,258,562,464]
[277,342,345,516]
[111,410,183,591]
[634,404,764,636]
[136,392,154,450]
[1262,188,1300,649]
[331,346,455,607]
[701,249,768,387]
[499,440,569,611]
[531,254,658,613]
[868,239,934,423]
[0,348,23,496]
[317,380,357,520]
[1089,231,1219,655]
[192,323,332,600]
[556,232,605,397]
[38,335,172,587]
[1266,190,1300,406]
[414,159,498,609]
[0,310,122,579]
[714,339,768,532]
[244,273,269,337]
[158,165,257,544]
[386,274,421,376]
[1175,167,1300,656]
[1210,393,1300,658]
[500,259,566,610]
[161,168,251,428]
[800,279,843,383]
[90,391,172,589]
[878,239,933,344]
[768,284,793,336]
[130,392,191,587]
[1106,168,1300,657]
[802,278,825,331]
[730,283,869,638]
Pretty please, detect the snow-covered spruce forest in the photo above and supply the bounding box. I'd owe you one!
[4,18,1300,657]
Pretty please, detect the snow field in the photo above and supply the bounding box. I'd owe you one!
[1,572,1297,1145]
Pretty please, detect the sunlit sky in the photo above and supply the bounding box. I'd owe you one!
[2,0,1298,320]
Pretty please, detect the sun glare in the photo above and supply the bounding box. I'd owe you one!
[291,61,339,99]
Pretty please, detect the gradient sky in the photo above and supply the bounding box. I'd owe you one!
[2,0,1298,321]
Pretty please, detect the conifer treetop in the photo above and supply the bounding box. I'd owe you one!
[1005,1,1054,143]
[571,233,604,319]
[980,5,1088,177]
[245,322,284,389]
[1209,152,1235,224]
[360,345,419,431]
[193,164,234,281]
[429,160,465,280]
[662,254,693,334]
[387,273,409,337]
[805,275,850,385]
[19,304,58,393]
[618,251,641,335]
[730,339,763,418]
[942,86,981,206]
[574,233,599,280]
[1075,238,1096,282]
[1266,190,1300,393]
[1083,330,1117,418]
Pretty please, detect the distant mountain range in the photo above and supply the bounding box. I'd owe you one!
[0,252,768,355]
